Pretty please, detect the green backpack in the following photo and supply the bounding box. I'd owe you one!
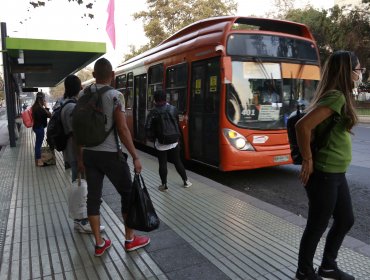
[72,85,113,147]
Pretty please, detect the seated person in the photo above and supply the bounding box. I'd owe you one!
[252,89,261,109]
[262,83,280,104]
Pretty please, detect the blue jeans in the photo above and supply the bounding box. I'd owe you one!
[33,127,44,160]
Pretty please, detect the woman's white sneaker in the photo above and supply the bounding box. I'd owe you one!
[74,219,105,234]
[184,180,192,188]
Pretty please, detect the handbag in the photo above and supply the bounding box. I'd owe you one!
[21,108,33,128]
[41,146,56,165]
[126,173,160,232]
[66,175,88,220]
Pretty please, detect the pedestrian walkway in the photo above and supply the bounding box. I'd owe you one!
[0,130,165,280]
[0,127,369,279]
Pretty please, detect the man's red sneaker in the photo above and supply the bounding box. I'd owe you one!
[95,238,112,256]
[125,235,150,252]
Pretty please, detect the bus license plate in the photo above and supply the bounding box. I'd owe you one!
[274,155,289,163]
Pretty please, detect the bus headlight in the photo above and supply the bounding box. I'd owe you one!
[235,138,247,149]
[223,128,254,151]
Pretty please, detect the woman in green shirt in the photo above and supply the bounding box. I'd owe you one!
[294,51,361,280]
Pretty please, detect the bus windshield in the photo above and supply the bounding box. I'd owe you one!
[227,61,319,130]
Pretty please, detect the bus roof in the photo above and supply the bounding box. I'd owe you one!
[118,16,315,68]
[161,16,314,44]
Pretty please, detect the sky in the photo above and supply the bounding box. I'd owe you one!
[0,0,335,69]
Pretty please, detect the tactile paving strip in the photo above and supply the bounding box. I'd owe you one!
[128,155,370,280]
[0,128,167,280]
[0,140,19,268]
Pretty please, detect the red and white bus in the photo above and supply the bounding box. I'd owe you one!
[114,16,320,171]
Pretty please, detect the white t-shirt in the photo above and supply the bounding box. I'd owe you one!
[154,140,178,151]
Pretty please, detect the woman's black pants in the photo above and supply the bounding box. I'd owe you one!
[298,170,354,273]
[157,145,187,185]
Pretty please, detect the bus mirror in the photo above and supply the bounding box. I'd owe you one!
[215,45,225,53]
[222,56,232,83]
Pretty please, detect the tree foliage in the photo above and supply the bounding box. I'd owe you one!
[49,67,93,101]
[267,0,295,18]
[284,7,333,61]
[76,67,94,83]
[124,45,151,61]
[126,0,237,59]
[284,5,370,75]
[21,0,94,25]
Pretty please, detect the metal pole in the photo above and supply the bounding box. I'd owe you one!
[1,22,16,147]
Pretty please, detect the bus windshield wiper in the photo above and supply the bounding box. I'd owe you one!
[253,57,271,79]
[295,63,305,105]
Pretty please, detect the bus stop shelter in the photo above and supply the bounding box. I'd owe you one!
[1,22,106,147]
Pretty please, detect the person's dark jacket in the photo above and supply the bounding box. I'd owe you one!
[145,103,180,143]
[32,106,49,129]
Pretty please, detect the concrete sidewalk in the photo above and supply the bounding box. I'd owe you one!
[0,127,369,279]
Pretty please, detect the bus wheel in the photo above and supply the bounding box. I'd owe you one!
[228,94,241,123]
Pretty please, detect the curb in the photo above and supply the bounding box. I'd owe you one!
[358,115,370,123]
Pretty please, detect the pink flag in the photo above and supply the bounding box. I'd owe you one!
[106,0,116,49]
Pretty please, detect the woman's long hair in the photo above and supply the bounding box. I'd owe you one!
[31,93,44,116]
[309,50,358,131]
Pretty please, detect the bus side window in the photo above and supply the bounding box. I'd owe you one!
[148,64,164,109]
[116,74,129,108]
[126,72,134,109]
[205,61,220,114]
[116,74,126,89]
[166,63,187,113]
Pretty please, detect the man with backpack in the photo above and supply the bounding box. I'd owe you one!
[50,94,71,170]
[59,75,105,234]
[145,90,192,191]
[73,58,150,256]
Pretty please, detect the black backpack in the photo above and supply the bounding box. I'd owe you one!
[154,105,181,144]
[287,106,306,165]
[47,99,76,152]
[287,105,337,165]
[72,85,113,147]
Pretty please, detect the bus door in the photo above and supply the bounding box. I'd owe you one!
[133,74,147,141]
[189,58,220,166]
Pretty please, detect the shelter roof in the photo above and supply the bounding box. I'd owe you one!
[5,37,105,87]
